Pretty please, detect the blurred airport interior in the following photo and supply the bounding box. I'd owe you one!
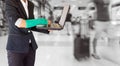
[0,0,120,66]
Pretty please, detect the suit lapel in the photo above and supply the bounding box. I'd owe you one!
[18,0,27,19]
[28,1,34,19]
[28,1,31,18]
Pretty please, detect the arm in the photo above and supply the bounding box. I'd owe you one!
[15,18,49,28]
[15,18,51,34]
[31,26,50,34]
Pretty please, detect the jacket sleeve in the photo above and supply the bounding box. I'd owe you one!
[31,27,50,34]
[5,0,20,26]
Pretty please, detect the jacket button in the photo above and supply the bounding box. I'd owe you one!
[28,30,31,33]
[29,39,31,43]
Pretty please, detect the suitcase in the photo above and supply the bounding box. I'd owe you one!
[74,34,90,61]
[73,17,90,61]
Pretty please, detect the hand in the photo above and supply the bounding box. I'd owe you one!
[19,19,26,28]
[47,20,52,32]
[48,20,52,27]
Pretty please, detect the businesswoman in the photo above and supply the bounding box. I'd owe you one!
[5,0,50,66]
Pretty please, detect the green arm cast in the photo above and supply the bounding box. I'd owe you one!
[26,18,48,28]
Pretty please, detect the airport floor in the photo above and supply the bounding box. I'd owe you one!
[0,24,120,66]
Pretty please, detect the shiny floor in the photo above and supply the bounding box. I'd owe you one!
[0,23,120,66]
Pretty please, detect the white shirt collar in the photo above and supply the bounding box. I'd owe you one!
[20,0,28,6]
[20,0,29,18]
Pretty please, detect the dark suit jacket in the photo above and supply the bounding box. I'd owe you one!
[5,0,49,53]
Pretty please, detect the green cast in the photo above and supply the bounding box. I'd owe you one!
[26,18,48,28]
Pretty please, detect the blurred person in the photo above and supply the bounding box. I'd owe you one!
[85,2,96,58]
[65,12,72,35]
[91,0,110,59]
[5,0,51,66]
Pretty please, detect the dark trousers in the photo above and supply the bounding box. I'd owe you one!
[7,46,36,66]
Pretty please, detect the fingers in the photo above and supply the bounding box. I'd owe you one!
[48,20,51,25]
[48,20,52,31]
[19,19,26,28]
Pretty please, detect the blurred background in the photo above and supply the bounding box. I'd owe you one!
[0,0,120,66]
